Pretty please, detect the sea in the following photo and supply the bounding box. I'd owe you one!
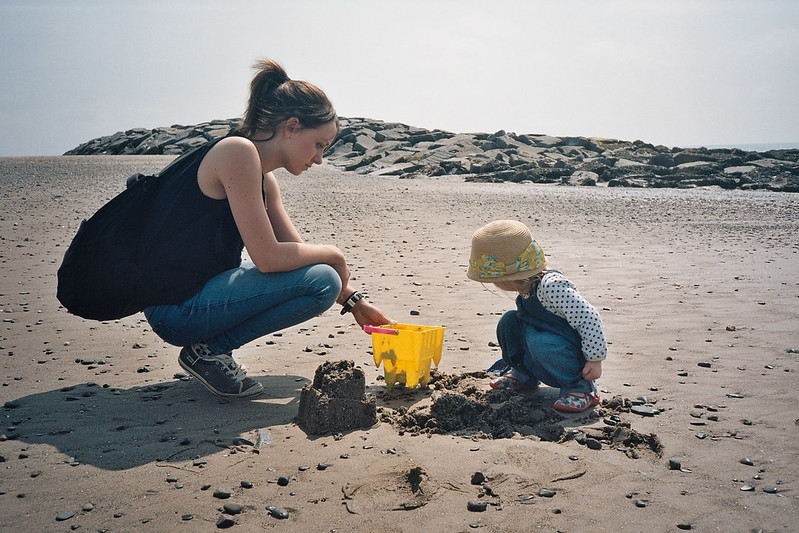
[697,142,799,152]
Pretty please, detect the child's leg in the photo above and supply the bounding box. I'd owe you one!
[493,311,538,391]
[522,330,594,395]
[144,261,341,354]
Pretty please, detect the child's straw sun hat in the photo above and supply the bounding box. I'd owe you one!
[467,220,547,282]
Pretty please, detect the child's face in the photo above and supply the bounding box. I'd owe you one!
[494,280,527,292]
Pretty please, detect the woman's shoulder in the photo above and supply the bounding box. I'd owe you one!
[205,136,262,175]
[211,135,258,157]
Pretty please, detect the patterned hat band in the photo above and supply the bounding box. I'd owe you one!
[469,240,546,280]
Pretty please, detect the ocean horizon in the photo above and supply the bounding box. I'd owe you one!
[695,142,799,152]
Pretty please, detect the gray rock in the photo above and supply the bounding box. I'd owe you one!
[64,116,799,192]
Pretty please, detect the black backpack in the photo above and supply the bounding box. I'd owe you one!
[56,139,222,320]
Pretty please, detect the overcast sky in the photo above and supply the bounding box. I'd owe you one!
[1,0,797,156]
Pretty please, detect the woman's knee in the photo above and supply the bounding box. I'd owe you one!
[306,264,342,307]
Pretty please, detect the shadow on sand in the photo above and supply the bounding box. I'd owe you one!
[2,375,309,471]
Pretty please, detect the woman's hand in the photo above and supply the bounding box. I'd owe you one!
[350,299,393,330]
[582,360,603,381]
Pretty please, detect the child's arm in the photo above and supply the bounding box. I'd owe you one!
[538,272,607,362]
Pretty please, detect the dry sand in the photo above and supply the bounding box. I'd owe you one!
[1,156,798,532]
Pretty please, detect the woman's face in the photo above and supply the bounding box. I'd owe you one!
[284,119,338,175]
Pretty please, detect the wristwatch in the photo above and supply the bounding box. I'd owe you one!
[340,292,364,315]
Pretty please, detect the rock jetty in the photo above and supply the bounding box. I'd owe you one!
[66,117,799,192]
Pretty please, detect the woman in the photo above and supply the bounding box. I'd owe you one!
[142,59,391,398]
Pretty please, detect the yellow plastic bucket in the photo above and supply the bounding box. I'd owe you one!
[365,324,444,389]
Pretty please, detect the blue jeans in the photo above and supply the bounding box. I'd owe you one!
[144,261,341,354]
[496,310,595,396]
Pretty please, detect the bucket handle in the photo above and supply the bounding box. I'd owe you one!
[364,325,399,335]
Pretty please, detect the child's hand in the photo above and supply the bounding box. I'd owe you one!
[582,360,602,381]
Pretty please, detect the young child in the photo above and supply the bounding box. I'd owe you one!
[467,220,606,413]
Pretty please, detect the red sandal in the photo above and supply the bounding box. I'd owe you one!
[553,392,600,413]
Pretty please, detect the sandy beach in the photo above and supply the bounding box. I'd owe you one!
[1,156,797,532]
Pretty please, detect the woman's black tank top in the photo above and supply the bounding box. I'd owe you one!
[136,136,246,307]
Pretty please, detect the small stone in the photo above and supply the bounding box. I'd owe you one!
[213,488,232,499]
[223,502,244,515]
[267,506,289,519]
[677,523,693,530]
[181,514,193,521]
[240,481,253,489]
[668,458,681,470]
[763,487,779,494]
[467,499,487,512]
[538,489,556,498]
[471,472,486,485]
[740,484,755,491]
[739,457,754,466]
[695,432,707,439]
[317,462,328,470]
[697,362,711,368]
[631,405,658,417]
[55,511,75,521]
[216,515,235,528]
[277,476,290,486]
[635,500,647,508]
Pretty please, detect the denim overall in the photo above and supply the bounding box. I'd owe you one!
[496,281,596,396]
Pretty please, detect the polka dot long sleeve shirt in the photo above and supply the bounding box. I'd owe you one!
[535,271,607,361]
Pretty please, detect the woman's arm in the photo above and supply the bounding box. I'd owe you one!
[201,137,346,277]
[262,170,304,244]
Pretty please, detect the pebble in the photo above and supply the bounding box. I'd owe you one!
[631,405,658,417]
[277,476,290,486]
[538,489,556,498]
[635,500,647,508]
[216,515,235,528]
[740,484,755,491]
[223,502,244,515]
[668,458,682,470]
[213,488,232,499]
[240,481,253,489]
[467,499,487,512]
[181,514,193,521]
[471,472,486,485]
[267,506,289,519]
[740,458,754,466]
[55,511,75,521]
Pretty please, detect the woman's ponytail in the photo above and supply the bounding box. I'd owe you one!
[237,59,337,139]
